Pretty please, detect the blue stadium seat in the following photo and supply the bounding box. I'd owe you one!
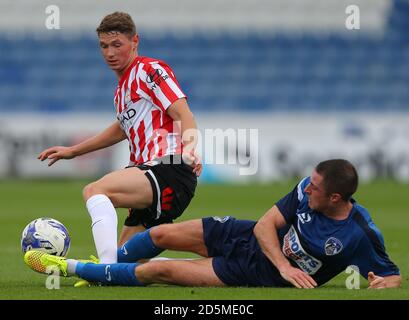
[0,1,408,113]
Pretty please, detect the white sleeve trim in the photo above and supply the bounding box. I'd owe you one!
[297,177,308,202]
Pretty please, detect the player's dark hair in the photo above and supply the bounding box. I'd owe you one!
[315,159,358,201]
[96,12,137,38]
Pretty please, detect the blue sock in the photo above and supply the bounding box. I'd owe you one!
[75,262,144,286]
[117,229,164,262]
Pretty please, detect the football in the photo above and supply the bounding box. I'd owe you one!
[21,217,71,257]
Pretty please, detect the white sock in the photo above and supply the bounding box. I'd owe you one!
[66,259,78,276]
[86,194,118,263]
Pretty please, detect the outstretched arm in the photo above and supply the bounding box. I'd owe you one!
[254,206,318,289]
[367,272,401,289]
[38,121,127,166]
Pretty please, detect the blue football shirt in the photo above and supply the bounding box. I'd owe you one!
[275,177,400,286]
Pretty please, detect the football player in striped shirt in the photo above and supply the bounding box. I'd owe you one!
[38,12,201,265]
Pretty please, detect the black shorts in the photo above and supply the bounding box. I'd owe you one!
[124,155,197,228]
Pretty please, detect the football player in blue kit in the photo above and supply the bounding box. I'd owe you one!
[25,159,401,289]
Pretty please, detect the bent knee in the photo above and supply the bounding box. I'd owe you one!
[83,182,107,202]
[149,225,172,248]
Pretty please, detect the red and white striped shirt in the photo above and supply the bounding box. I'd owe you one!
[114,56,186,165]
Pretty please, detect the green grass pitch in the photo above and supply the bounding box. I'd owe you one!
[0,179,408,300]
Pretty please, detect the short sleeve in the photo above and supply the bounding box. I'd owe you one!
[141,60,186,111]
[275,177,310,224]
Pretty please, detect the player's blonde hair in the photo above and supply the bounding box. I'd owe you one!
[96,12,137,38]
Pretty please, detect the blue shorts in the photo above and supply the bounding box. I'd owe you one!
[202,216,289,287]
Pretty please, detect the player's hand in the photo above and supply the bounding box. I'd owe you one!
[38,146,76,166]
[182,150,202,177]
[368,272,387,289]
[279,265,317,289]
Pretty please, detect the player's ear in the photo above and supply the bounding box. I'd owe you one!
[329,193,342,203]
[131,34,139,50]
